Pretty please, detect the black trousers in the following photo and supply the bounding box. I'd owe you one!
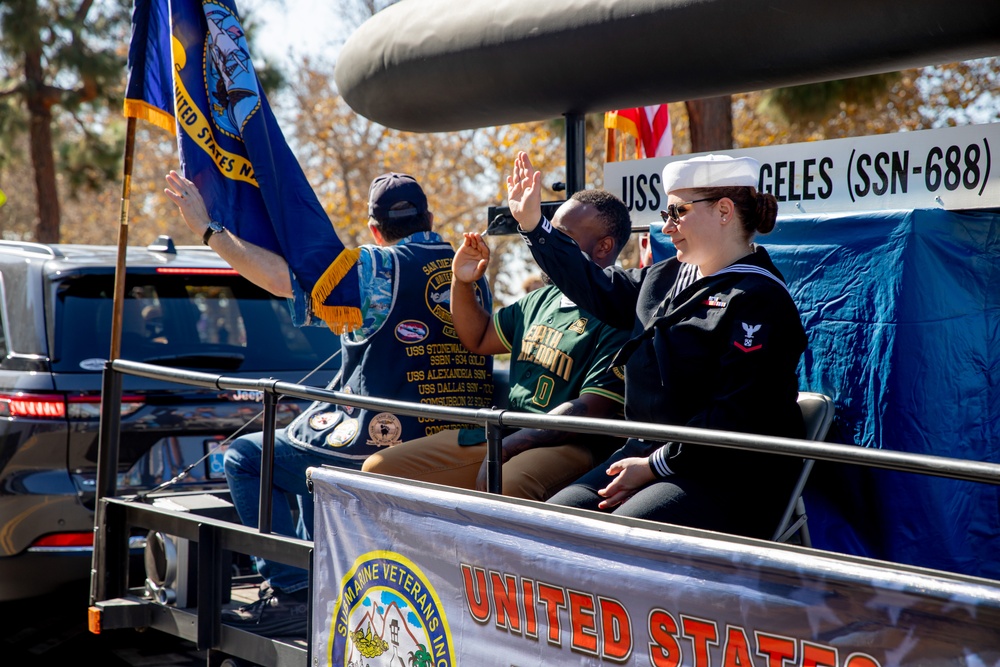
[547,437,792,540]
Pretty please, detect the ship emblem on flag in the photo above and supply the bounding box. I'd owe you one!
[204,6,259,136]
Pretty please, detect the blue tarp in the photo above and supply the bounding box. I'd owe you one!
[650,208,1000,580]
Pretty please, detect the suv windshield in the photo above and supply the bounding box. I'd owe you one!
[51,272,335,373]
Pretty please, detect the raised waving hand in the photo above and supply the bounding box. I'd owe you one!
[452,232,491,284]
[506,151,543,231]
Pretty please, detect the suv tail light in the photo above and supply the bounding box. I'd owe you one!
[0,392,144,420]
[0,393,66,418]
[30,532,94,548]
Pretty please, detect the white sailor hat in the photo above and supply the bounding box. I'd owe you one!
[661,154,760,194]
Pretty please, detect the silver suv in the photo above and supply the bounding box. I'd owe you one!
[0,238,339,601]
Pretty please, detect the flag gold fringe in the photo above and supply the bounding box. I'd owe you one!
[604,111,642,161]
[604,111,640,138]
[311,247,363,333]
[123,100,176,135]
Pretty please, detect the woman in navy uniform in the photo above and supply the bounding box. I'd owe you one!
[509,151,807,539]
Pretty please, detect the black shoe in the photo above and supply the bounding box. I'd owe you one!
[222,589,308,637]
[257,580,275,600]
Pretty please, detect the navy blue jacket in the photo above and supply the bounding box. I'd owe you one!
[286,237,493,467]
[521,220,806,482]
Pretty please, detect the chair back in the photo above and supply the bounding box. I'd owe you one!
[797,392,835,442]
[772,392,835,544]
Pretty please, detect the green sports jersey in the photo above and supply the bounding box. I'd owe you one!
[494,284,629,413]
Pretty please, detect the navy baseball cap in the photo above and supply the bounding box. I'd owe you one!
[368,173,428,223]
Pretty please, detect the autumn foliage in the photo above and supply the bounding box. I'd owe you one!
[1,52,998,303]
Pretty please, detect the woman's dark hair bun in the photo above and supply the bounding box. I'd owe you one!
[755,192,778,234]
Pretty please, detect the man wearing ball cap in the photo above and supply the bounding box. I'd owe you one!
[508,151,808,538]
[167,170,493,635]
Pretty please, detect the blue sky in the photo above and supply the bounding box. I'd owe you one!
[246,0,344,66]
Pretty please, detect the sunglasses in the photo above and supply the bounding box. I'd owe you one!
[659,197,717,224]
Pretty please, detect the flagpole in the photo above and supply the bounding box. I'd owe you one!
[92,116,136,594]
[110,117,137,362]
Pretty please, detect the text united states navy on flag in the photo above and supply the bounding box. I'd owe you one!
[125,0,362,331]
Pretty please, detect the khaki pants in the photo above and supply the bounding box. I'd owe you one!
[361,429,596,502]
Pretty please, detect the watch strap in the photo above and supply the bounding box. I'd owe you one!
[202,221,223,245]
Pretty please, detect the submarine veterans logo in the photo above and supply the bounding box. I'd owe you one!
[420,257,485,338]
[329,551,454,667]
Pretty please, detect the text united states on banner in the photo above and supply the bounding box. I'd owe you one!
[309,467,1000,667]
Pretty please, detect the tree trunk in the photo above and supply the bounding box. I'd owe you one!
[685,95,734,153]
[24,46,61,243]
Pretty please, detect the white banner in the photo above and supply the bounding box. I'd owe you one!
[605,123,1000,224]
[309,467,1000,667]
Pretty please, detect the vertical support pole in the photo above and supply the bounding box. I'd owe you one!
[96,363,123,501]
[91,501,129,603]
[486,422,503,495]
[258,387,277,533]
[90,503,106,606]
[92,362,124,604]
[306,546,315,650]
[197,522,222,650]
[565,112,587,196]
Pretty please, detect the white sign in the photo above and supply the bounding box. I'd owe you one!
[605,123,1000,224]
[309,467,1000,667]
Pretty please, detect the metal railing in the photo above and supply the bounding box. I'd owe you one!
[90,358,1000,664]
[97,359,1000,505]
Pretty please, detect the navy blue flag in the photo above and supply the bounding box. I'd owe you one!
[124,0,174,134]
[124,0,362,331]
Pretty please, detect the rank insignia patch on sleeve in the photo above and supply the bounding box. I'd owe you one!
[733,322,763,352]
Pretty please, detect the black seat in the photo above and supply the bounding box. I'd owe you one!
[772,392,835,546]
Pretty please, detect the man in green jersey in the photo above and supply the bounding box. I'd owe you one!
[363,190,633,500]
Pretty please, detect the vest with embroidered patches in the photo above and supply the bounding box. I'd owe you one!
[286,240,493,467]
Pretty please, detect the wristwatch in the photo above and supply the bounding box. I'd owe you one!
[202,220,224,245]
